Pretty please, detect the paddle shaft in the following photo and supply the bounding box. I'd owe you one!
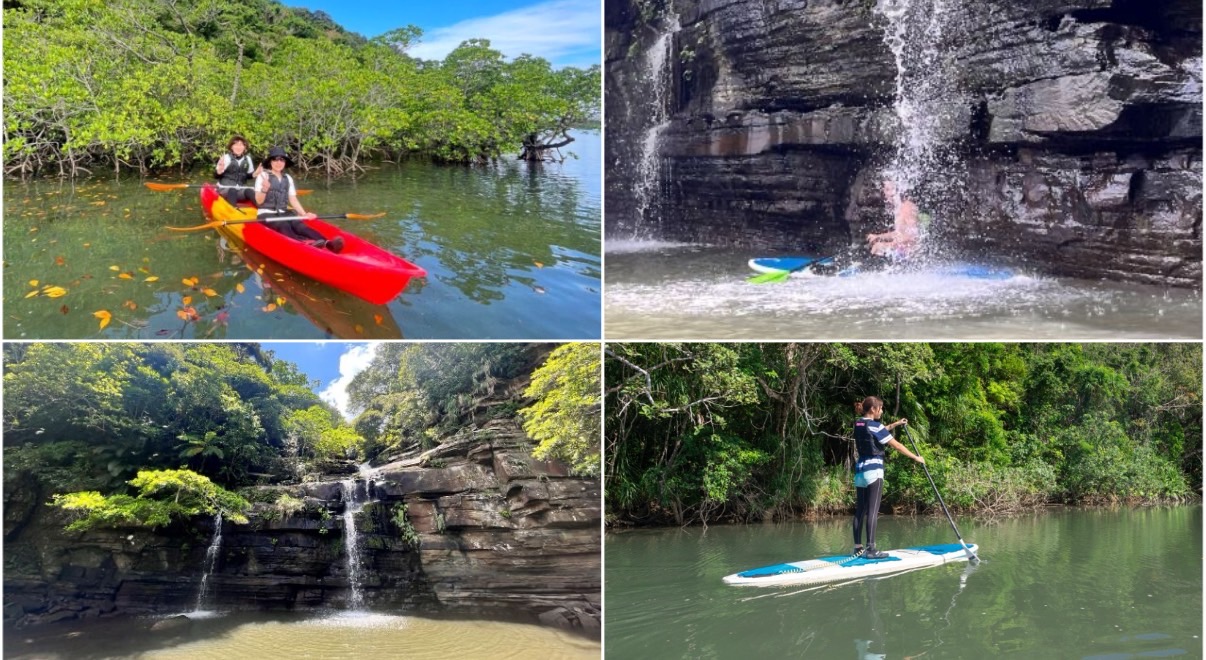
[901,425,979,562]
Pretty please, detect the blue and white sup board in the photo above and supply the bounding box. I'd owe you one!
[748,256,1013,280]
[722,543,978,587]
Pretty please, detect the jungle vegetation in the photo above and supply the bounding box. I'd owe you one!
[605,343,1201,525]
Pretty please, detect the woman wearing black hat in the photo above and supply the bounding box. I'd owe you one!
[253,146,343,253]
[215,135,262,205]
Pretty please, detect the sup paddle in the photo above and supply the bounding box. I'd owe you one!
[167,212,386,232]
[901,424,980,563]
[145,182,312,195]
[747,257,835,284]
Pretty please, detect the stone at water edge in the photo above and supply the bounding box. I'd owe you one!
[149,614,192,633]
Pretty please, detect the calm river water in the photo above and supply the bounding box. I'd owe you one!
[606,506,1202,658]
[3,131,600,340]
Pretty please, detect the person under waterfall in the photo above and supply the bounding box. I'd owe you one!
[811,179,930,275]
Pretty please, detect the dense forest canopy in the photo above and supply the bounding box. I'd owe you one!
[4,0,601,176]
[605,343,1202,526]
[4,342,601,531]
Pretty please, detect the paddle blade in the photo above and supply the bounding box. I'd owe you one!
[747,270,791,284]
[343,212,386,220]
[144,182,190,191]
[165,220,223,232]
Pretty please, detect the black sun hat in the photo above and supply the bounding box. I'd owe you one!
[262,146,294,168]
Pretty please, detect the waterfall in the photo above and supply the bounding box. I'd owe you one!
[633,10,682,229]
[340,479,365,610]
[193,513,222,611]
[874,0,967,231]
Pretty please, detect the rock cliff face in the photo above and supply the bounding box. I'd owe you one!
[606,0,1201,286]
[3,419,600,635]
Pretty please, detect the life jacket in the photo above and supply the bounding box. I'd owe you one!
[259,172,294,213]
[218,153,254,186]
[854,417,887,461]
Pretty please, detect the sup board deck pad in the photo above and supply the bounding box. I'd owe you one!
[723,543,978,587]
[748,256,1013,280]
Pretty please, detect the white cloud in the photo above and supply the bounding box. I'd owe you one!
[408,0,600,65]
[320,343,380,419]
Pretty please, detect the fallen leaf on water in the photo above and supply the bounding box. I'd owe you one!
[215,310,230,326]
[276,296,286,306]
[144,276,159,282]
[138,267,150,274]
[123,300,138,310]
[374,314,384,326]
[182,276,199,286]
[262,303,277,312]
[235,283,245,294]
[202,288,218,297]
[28,280,38,287]
[93,310,111,329]
[91,201,106,206]
[118,273,134,280]
[182,296,192,305]
[83,243,91,248]
[55,256,65,266]
[534,261,544,268]
[177,306,200,322]
[29,227,38,233]
[44,286,67,298]
[24,290,39,299]
[109,265,120,271]
[60,305,69,315]
[355,324,364,334]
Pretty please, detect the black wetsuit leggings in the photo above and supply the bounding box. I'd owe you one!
[220,186,255,206]
[853,479,884,547]
[259,210,324,243]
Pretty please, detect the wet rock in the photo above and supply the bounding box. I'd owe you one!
[149,614,192,633]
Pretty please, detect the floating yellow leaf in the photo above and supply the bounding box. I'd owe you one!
[28,280,38,287]
[144,276,159,282]
[123,300,138,310]
[138,267,150,274]
[235,283,245,294]
[24,290,39,299]
[374,314,384,326]
[118,273,133,280]
[109,265,120,271]
[83,243,91,248]
[182,276,199,286]
[534,261,544,268]
[182,296,193,305]
[91,201,106,206]
[202,288,218,297]
[276,297,286,306]
[44,286,67,298]
[262,303,277,312]
[354,324,364,335]
[93,310,111,329]
[55,256,65,266]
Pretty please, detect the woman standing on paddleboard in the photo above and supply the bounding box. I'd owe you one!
[255,146,343,253]
[852,396,925,559]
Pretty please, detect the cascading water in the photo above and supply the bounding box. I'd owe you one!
[632,10,682,230]
[874,0,968,254]
[340,479,365,610]
[193,513,223,612]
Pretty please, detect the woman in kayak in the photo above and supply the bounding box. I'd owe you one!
[852,396,924,559]
[215,135,262,205]
[254,146,343,253]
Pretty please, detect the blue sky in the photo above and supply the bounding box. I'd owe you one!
[280,0,600,69]
[262,342,380,418]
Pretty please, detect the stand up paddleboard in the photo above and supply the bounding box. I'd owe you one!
[722,543,979,587]
[748,256,1014,280]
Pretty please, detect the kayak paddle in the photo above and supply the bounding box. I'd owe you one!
[901,424,980,563]
[167,212,386,232]
[747,257,835,284]
[145,182,312,195]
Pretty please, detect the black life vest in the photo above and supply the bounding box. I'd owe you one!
[259,172,294,213]
[854,417,887,460]
[218,153,254,186]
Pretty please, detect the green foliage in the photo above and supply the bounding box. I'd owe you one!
[51,469,250,531]
[520,343,601,475]
[391,504,420,548]
[607,343,1202,525]
[4,0,599,175]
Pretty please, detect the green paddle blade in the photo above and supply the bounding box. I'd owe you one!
[747,269,792,284]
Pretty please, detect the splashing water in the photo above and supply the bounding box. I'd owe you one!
[194,513,223,612]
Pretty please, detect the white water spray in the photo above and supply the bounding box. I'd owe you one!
[193,513,223,611]
[340,480,365,610]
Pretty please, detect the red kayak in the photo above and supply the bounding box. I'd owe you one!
[200,184,425,304]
